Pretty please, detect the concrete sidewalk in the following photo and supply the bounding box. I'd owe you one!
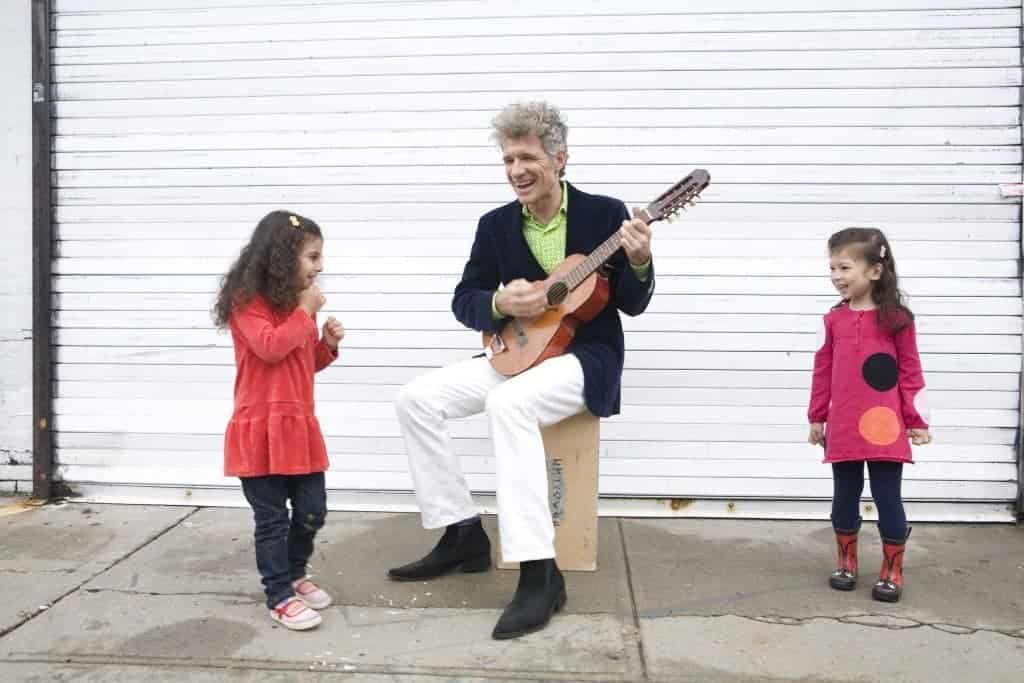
[1,500,1022,682]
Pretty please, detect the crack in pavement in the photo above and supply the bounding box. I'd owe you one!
[618,518,649,682]
[81,587,256,602]
[3,653,635,682]
[0,507,200,640]
[69,591,502,624]
[672,612,1024,640]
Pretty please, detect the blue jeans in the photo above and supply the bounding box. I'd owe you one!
[831,460,906,540]
[240,472,327,609]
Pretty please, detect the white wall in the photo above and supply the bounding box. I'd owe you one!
[45,1,1022,518]
[0,0,33,494]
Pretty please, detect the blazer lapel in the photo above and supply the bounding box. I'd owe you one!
[565,182,593,257]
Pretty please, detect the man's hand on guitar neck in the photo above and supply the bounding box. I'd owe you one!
[619,210,653,268]
[495,279,547,318]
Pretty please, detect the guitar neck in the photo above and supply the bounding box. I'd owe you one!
[561,208,653,291]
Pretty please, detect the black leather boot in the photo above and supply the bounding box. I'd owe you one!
[492,558,567,640]
[387,518,492,581]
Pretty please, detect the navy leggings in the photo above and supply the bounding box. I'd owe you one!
[831,460,907,540]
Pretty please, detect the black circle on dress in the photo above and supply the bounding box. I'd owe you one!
[862,353,898,392]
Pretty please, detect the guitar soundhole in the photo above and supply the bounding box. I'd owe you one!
[547,281,569,306]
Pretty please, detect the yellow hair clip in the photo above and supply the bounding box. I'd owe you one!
[289,215,301,228]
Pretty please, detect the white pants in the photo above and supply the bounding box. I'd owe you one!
[394,354,586,562]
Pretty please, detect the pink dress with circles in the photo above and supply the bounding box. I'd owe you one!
[807,303,930,463]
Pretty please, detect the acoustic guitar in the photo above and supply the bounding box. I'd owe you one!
[483,169,710,377]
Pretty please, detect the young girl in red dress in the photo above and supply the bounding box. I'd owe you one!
[213,210,345,630]
[808,227,931,603]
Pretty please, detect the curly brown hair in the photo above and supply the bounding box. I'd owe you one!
[828,227,914,334]
[213,210,323,328]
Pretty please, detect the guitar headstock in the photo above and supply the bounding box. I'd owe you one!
[639,169,710,224]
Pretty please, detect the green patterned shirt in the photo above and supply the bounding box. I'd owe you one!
[521,181,570,273]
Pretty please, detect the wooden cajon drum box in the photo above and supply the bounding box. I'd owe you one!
[497,411,600,572]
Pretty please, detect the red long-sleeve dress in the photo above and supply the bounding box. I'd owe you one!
[223,295,338,477]
[808,304,930,464]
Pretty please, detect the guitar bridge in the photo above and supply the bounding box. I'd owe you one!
[487,332,507,358]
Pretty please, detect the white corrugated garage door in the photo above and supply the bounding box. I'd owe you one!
[50,0,1021,520]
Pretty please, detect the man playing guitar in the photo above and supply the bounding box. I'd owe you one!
[388,101,656,639]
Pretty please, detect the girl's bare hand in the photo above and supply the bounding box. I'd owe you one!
[322,316,345,349]
[300,284,326,315]
[908,428,931,446]
[808,422,825,447]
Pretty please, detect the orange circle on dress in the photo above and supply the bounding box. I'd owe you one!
[858,406,901,446]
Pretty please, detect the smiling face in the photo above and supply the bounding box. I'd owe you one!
[501,134,566,217]
[830,245,881,309]
[296,236,323,289]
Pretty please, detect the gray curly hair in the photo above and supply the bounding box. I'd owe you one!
[490,101,569,177]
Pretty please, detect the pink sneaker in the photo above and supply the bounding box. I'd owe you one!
[270,596,322,631]
[292,576,332,610]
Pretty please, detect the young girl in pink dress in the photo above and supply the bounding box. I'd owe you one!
[808,227,931,602]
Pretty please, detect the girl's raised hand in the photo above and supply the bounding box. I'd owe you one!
[322,316,345,349]
[808,422,825,447]
[300,284,326,315]
[908,428,931,446]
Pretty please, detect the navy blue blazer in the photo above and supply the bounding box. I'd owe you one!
[451,182,655,418]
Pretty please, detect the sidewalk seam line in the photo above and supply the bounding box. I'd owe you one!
[0,505,200,641]
[3,653,629,681]
[618,517,649,682]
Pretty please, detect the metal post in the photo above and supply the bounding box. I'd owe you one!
[1018,3,1024,522]
[1017,2,1024,522]
[31,0,53,501]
